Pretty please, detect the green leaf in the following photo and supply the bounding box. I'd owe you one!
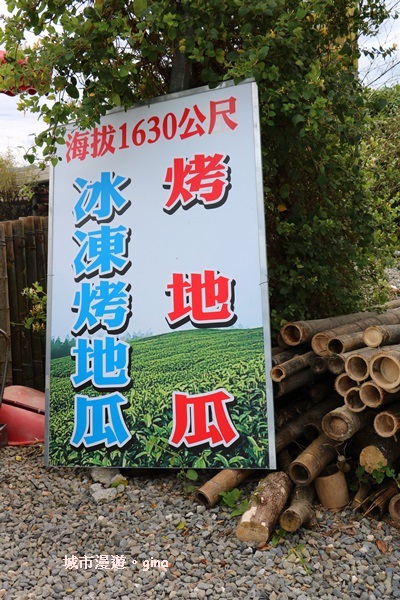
[185,469,198,481]
[110,92,121,106]
[296,8,307,20]
[66,84,79,99]
[133,0,147,15]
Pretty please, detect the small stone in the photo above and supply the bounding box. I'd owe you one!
[90,467,120,486]
[91,487,118,504]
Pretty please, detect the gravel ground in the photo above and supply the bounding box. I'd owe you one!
[1,446,399,600]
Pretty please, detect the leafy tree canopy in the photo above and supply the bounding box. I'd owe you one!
[0,0,397,327]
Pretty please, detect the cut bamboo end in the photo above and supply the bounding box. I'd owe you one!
[363,326,384,348]
[335,373,357,397]
[359,381,384,408]
[328,354,346,375]
[280,324,303,346]
[344,387,365,413]
[373,411,400,438]
[315,465,350,509]
[322,405,365,442]
[270,365,285,382]
[195,469,253,508]
[345,355,369,382]
[388,494,400,524]
[311,333,330,357]
[370,350,400,390]
[327,338,345,355]
[288,434,340,486]
[309,356,327,374]
[359,445,388,473]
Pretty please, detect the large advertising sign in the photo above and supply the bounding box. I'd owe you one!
[46,80,276,469]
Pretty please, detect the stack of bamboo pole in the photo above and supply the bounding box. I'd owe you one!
[195,301,400,546]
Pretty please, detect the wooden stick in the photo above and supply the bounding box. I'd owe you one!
[195,469,254,508]
[236,472,292,545]
[279,484,315,533]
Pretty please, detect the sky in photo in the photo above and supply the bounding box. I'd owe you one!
[0,0,399,162]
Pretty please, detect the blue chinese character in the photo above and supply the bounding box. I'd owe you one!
[71,337,131,388]
[72,281,131,335]
[70,392,132,448]
[73,225,131,279]
[73,172,131,226]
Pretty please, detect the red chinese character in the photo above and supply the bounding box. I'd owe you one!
[169,388,239,448]
[178,105,206,140]
[91,124,116,158]
[163,153,231,213]
[209,97,238,133]
[66,131,91,162]
[166,270,236,328]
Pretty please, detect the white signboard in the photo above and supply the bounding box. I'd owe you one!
[46,80,276,469]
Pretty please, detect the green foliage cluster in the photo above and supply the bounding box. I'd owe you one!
[362,85,400,227]
[48,328,270,467]
[21,281,47,332]
[0,0,398,326]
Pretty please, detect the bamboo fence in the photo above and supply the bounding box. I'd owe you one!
[0,216,48,391]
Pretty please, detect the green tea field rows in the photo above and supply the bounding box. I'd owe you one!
[48,328,271,469]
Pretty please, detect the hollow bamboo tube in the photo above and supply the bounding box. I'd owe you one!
[359,435,400,473]
[351,481,372,510]
[334,373,357,397]
[288,434,342,486]
[311,310,400,357]
[345,347,385,382]
[328,352,352,375]
[309,355,328,374]
[236,472,292,545]
[271,351,315,382]
[322,405,370,442]
[363,324,400,348]
[271,346,308,366]
[280,310,381,347]
[388,493,400,524]
[273,368,316,398]
[276,396,341,454]
[373,402,400,438]
[195,469,254,508]
[315,466,350,509]
[308,381,332,403]
[279,484,315,533]
[370,348,400,390]
[359,381,400,408]
[344,387,366,413]
[327,331,365,355]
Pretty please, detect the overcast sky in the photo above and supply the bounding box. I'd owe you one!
[1,1,400,163]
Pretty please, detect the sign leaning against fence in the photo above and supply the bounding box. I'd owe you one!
[46,80,276,469]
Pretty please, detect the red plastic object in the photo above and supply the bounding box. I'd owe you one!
[0,386,45,445]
